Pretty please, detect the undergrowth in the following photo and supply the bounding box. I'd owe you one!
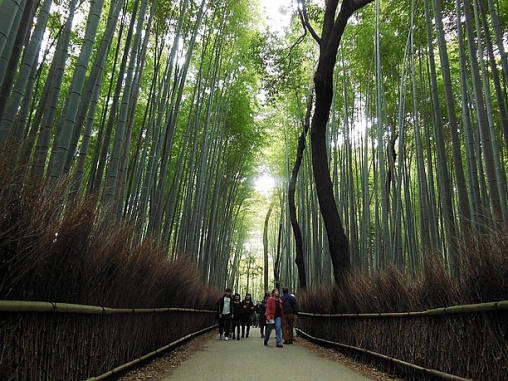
[0,155,218,310]
[299,229,508,314]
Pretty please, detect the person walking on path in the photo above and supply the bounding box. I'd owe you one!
[258,292,269,338]
[231,293,243,340]
[217,288,232,340]
[264,288,284,348]
[281,287,297,344]
[254,300,262,328]
[241,293,255,338]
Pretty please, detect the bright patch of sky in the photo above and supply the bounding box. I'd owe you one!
[259,0,293,35]
[254,173,276,194]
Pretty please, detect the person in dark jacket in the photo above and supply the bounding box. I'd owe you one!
[231,293,243,340]
[217,288,232,340]
[241,293,255,338]
[280,287,297,344]
[254,300,263,328]
[258,292,270,338]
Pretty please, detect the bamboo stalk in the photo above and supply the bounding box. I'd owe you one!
[296,328,473,381]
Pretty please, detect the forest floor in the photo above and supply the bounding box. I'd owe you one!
[117,328,403,381]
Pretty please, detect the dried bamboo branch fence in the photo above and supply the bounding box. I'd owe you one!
[0,300,216,380]
[296,300,508,380]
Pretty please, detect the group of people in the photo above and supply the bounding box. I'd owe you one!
[217,287,297,348]
[216,289,255,340]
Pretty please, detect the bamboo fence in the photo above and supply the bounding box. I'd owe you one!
[0,300,215,314]
[0,300,216,380]
[296,300,508,381]
[1,299,507,380]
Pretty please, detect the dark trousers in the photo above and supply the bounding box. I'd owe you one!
[241,318,251,336]
[282,313,295,342]
[259,315,266,336]
[219,314,231,337]
[232,318,242,337]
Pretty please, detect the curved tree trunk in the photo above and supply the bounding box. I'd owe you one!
[302,0,373,284]
[263,203,273,292]
[289,93,313,290]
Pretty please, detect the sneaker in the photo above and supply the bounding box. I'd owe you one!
[277,344,283,348]
[264,341,268,346]
[224,336,229,341]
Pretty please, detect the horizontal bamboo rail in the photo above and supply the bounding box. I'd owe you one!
[3,299,504,317]
[86,325,215,380]
[0,300,215,314]
[297,299,508,318]
[296,328,472,381]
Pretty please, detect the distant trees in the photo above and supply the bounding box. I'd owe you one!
[0,0,264,290]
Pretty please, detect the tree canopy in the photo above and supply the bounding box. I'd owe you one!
[0,0,507,292]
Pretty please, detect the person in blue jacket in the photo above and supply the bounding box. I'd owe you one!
[280,287,297,344]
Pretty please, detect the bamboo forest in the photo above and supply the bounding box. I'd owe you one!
[0,0,507,379]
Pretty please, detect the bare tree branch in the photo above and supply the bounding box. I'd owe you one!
[353,0,375,10]
[298,2,321,45]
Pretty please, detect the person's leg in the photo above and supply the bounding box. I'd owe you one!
[275,317,282,346]
[218,317,224,338]
[245,316,252,337]
[264,323,273,344]
[288,314,294,343]
[224,315,231,339]
[282,315,289,343]
[241,319,245,337]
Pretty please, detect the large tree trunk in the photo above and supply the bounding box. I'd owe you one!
[303,0,373,284]
[311,65,350,284]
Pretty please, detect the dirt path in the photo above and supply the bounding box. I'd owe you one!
[118,329,400,381]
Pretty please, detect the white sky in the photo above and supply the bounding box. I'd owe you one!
[254,173,276,194]
[259,0,293,34]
